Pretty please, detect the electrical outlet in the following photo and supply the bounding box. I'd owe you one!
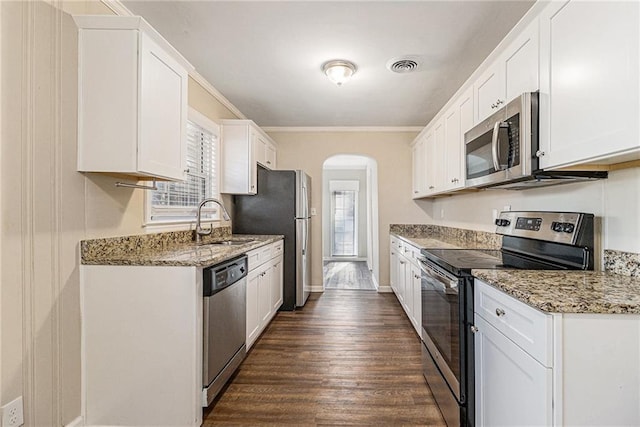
[1,396,24,427]
[310,208,317,216]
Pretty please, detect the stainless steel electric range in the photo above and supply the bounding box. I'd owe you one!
[418,211,595,427]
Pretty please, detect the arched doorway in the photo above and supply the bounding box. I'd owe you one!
[322,155,379,291]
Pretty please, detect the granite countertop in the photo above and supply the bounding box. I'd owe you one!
[473,269,640,315]
[81,234,283,268]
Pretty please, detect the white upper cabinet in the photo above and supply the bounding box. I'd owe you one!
[474,19,539,123]
[538,0,640,169]
[411,135,426,198]
[221,120,277,195]
[443,87,473,192]
[74,16,192,181]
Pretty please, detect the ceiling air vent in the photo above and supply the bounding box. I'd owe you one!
[387,57,420,74]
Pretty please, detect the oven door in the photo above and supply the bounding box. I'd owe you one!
[419,258,463,401]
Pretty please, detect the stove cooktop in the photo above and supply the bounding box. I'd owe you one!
[421,249,505,275]
[421,248,569,276]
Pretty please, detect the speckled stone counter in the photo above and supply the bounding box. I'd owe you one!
[81,227,283,267]
[605,249,640,278]
[472,269,640,314]
[390,223,501,250]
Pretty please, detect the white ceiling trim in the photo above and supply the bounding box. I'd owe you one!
[100,0,247,121]
[262,126,423,133]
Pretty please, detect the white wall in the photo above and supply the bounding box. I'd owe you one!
[322,168,368,259]
[269,131,425,289]
[420,166,640,263]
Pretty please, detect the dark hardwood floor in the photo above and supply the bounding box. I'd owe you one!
[323,261,376,290]
[203,290,445,426]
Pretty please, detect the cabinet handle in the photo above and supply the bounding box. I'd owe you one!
[535,150,545,157]
[267,161,271,165]
[184,168,190,173]
[251,185,255,189]
[414,190,418,194]
[429,185,435,189]
[391,252,395,255]
[495,308,506,317]
[399,261,405,265]
[414,274,420,279]
[470,325,479,334]
[496,99,504,106]
[491,103,497,109]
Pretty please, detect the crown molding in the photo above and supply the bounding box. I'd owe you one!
[262,126,423,133]
[100,0,247,120]
[188,72,247,119]
[100,0,134,16]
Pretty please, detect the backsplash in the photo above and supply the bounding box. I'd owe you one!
[389,224,502,249]
[604,250,640,278]
[81,225,231,263]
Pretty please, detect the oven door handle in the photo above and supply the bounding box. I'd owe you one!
[418,258,458,295]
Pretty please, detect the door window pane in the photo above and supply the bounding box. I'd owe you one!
[332,190,357,256]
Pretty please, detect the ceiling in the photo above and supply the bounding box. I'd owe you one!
[123,1,535,128]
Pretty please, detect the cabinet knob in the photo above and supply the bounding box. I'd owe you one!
[267,161,271,165]
[414,274,420,279]
[184,168,190,173]
[414,190,418,194]
[429,185,435,189]
[470,325,479,334]
[491,103,497,109]
[251,185,255,189]
[535,150,545,157]
[496,99,504,106]
[495,308,506,317]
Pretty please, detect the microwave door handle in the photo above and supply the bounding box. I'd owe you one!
[491,120,502,171]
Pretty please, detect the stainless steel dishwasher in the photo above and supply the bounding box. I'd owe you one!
[202,255,247,407]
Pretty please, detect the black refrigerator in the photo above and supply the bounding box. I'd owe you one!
[232,167,311,311]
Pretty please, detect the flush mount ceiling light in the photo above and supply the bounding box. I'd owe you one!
[322,60,357,86]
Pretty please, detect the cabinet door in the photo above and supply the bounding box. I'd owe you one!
[411,264,422,335]
[270,256,283,312]
[138,32,187,181]
[253,129,267,167]
[474,315,553,427]
[474,62,505,123]
[539,0,639,168]
[258,265,272,325]
[443,105,461,191]
[403,258,413,319]
[246,270,260,348]
[423,129,436,195]
[265,142,277,170]
[429,120,445,195]
[412,137,426,198]
[390,238,398,292]
[504,19,539,103]
[397,256,407,304]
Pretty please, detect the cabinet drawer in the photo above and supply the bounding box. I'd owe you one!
[474,279,553,367]
[247,244,274,271]
[271,240,283,259]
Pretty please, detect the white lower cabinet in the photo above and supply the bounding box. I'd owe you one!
[474,314,552,427]
[246,240,283,349]
[81,265,202,427]
[474,279,640,426]
[389,235,422,337]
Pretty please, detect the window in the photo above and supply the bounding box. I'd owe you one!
[329,180,359,257]
[145,109,220,224]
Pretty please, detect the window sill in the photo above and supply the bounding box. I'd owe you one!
[142,219,229,233]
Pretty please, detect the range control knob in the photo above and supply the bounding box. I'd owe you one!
[495,219,511,227]
[563,223,575,233]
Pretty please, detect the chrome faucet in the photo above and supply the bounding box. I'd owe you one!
[195,198,231,243]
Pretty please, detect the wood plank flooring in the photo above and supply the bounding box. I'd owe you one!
[323,261,376,290]
[203,290,445,426]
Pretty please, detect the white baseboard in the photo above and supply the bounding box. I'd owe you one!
[323,257,368,262]
[310,285,324,292]
[65,416,83,427]
[377,285,393,293]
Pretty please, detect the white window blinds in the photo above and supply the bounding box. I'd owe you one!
[149,115,220,222]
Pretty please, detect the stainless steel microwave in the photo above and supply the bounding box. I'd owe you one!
[465,92,538,188]
[464,92,607,189]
